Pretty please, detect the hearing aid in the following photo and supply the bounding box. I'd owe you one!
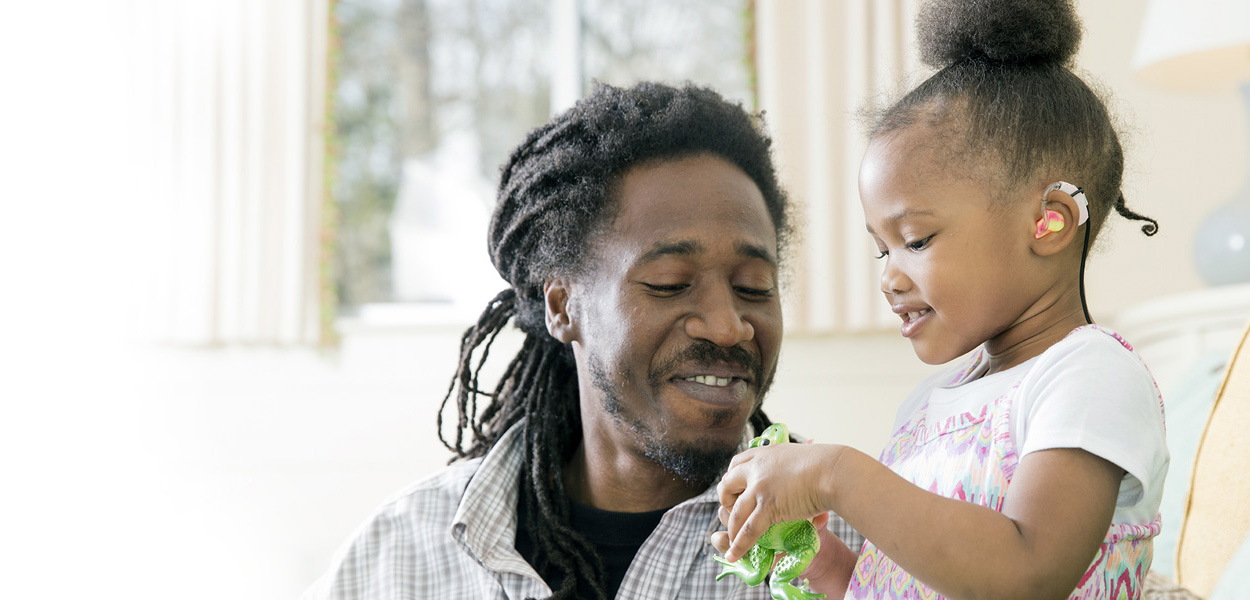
[1034,181,1089,239]
[1034,210,1066,238]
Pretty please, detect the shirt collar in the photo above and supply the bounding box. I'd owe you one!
[450,418,758,573]
[451,420,534,580]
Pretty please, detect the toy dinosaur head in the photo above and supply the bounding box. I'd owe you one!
[750,423,790,448]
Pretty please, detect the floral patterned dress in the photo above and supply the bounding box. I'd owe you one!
[845,326,1162,600]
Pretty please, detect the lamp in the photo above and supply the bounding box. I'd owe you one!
[1133,0,1250,286]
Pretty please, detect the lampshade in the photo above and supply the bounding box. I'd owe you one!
[1133,0,1250,91]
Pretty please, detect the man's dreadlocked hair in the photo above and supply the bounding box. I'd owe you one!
[436,81,792,599]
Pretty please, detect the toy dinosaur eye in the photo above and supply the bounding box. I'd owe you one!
[760,439,771,446]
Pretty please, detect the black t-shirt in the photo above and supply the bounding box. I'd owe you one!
[515,489,669,598]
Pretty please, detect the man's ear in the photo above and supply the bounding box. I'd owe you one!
[1029,188,1083,256]
[544,279,578,343]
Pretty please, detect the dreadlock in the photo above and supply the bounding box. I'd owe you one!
[436,81,791,600]
[870,0,1158,245]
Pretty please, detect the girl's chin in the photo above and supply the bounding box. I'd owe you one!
[911,342,965,366]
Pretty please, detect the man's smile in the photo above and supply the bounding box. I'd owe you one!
[671,361,753,386]
[681,375,736,387]
[659,354,758,408]
[669,376,750,407]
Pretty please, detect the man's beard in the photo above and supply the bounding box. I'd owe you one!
[588,340,775,489]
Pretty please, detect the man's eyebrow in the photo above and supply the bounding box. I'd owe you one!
[735,241,777,266]
[638,240,704,264]
[636,239,777,266]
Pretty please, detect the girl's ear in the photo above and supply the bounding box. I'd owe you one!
[544,279,578,343]
[1029,188,1083,256]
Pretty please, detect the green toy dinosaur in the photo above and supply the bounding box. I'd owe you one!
[713,423,825,600]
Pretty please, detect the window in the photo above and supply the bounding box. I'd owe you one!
[332,0,754,324]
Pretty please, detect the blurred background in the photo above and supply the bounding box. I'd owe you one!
[2,0,1247,598]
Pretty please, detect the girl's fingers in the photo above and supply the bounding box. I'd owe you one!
[812,511,830,531]
[716,478,729,508]
[725,489,752,540]
[727,447,757,469]
[717,475,744,512]
[725,493,759,562]
[727,505,769,563]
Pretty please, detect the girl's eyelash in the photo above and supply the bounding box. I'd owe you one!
[874,234,933,258]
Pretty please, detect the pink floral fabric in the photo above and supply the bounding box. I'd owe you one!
[845,326,1161,599]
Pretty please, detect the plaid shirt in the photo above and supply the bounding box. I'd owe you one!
[304,421,864,599]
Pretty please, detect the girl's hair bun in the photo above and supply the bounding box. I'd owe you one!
[917,0,1081,69]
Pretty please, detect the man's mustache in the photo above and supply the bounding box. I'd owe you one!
[648,340,764,389]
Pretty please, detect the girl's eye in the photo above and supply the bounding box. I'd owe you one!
[645,283,687,294]
[875,250,888,259]
[906,235,934,252]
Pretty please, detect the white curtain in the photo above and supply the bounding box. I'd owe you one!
[134,0,329,345]
[757,0,923,334]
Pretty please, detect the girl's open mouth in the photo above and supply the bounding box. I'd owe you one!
[900,308,932,337]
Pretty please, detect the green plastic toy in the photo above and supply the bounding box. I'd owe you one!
[713,423,825,600]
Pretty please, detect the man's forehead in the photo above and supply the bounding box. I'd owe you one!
[601,155,778,257]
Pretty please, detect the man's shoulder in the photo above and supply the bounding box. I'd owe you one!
[369,457,485,526]
[326,457,488,560]
[302,458,491,599]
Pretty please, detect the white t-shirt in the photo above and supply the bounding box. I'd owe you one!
[891,326,1169,527]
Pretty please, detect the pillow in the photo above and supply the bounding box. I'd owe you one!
[1176,318,1250,596]
[1143,571,1202,600]
[1150,351,1226,579]
[1207,531,1250,600]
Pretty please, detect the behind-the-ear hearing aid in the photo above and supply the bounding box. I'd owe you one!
[1033,181,1089,239]
[1034,209,1066,238]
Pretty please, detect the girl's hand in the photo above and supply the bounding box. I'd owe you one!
[715,442,844,562]
[800,513,857,596]
[710,511,857,596]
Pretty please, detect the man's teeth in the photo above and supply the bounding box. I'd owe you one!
[684,375,732,387]
[906,309,931,321]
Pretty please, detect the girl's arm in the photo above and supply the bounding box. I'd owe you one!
[718,443,1122,600]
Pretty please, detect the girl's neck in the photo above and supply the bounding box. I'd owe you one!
[982,288,1090,376]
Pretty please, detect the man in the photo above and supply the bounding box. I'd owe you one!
[306,82,863,599]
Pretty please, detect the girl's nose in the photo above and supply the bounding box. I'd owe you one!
[880,258,912,295]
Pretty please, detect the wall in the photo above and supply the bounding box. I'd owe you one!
[7,1,1244,599]
[1077,1,1246,314]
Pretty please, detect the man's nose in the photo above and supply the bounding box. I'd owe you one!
[684,286,754,347]
[880,257,912,296]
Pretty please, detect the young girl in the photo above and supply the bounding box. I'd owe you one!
[712,1,1168,598]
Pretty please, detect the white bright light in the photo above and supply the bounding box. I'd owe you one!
[1230,233,1247,252]
[1133,0,1250,90]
